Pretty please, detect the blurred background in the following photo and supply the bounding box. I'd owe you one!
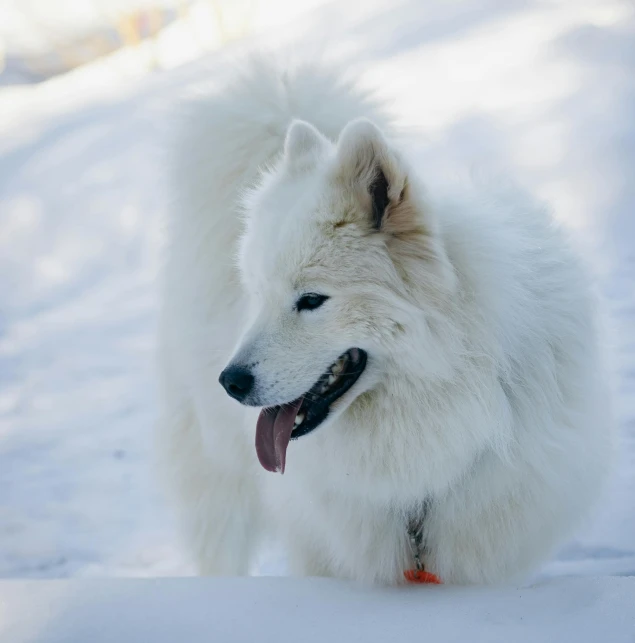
[0,0,633,578]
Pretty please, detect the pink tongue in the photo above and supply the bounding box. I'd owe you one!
[255,399,303,473]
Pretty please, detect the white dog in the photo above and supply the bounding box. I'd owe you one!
[157,55,613,584]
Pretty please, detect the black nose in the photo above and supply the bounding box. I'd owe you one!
[219,365,255,402]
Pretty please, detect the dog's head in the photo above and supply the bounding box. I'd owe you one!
[220,118,458,472]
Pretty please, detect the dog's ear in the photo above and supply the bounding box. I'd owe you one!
[336,119,411,233]
[284,120,330,173]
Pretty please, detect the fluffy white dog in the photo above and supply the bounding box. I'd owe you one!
[157,55,613,584]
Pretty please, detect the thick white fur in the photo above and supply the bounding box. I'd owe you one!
[157,55,613,584]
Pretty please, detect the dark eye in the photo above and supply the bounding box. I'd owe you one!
[295,293,329,312]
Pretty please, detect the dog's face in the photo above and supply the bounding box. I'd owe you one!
[220,119,456,472]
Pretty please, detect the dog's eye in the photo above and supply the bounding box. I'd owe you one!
[295,293,329,312]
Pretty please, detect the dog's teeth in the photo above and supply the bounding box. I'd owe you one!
[328,374,337,385]
[294,413,304,426]
[332,359,344,375]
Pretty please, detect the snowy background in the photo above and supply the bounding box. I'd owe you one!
[0,0,634,581]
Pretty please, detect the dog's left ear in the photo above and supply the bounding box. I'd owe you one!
[336,119,410,232]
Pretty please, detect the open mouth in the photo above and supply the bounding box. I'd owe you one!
[255,348,367,473]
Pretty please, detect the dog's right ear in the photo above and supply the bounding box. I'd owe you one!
[283,120,330,173]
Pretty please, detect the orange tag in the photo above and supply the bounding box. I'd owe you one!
[404,569,442,584]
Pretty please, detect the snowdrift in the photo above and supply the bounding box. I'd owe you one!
[1,576,634,642]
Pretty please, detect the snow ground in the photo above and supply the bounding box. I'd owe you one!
[2,576,634,643]
[0,0,634,582]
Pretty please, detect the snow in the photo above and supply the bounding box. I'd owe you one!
[0,0,633,592]
[1,576,634,643]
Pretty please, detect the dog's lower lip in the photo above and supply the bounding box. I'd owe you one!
[289,347,367,439]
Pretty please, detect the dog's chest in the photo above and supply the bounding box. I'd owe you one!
[265,468,415,583]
